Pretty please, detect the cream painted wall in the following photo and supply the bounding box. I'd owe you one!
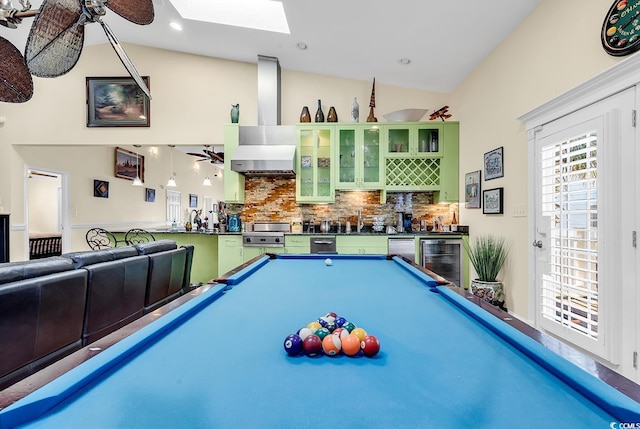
[450,0,621,318]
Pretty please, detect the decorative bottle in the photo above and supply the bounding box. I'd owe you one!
[351,97,359,122]
[230,104,239,123]
[315,99,324,122]
[300,106,311,123]
[327,106,338,122]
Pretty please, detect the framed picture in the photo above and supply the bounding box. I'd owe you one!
[93,180,109,198]
[115,147,144,181]
[484,146,504,180]
[86,76,150,127]
[189,194,198,208]
[464,170,481,209]
[483,187,504,214]
[145,188,156,203]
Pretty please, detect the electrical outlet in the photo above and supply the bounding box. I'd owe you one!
[512,205,527,217]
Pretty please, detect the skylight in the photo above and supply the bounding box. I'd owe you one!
[169,0,290,34]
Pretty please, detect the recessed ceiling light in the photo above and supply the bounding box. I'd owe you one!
[296,42,308,50]
[398,58,411,65]
[170,0,290,34]
[169,21,183,31]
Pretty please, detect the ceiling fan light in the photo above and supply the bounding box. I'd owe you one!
[132,176,143,186]
[167,177,177,187]
[202,176,212,186]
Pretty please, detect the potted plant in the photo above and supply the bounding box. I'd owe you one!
[464,234,509,310]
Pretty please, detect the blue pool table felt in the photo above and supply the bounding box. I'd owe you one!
[1,254,639,428]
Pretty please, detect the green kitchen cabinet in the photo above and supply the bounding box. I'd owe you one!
[336,235,387,255]
[223,124,245,203]
[296,125,335,203]
[243,246,285,262]
[217,235,244,276]
[335,124,384,190]
[285,235,311,254]
[436,122,459,202]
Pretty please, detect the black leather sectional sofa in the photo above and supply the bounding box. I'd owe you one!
[0,240,194,390]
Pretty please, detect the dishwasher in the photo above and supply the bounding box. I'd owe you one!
[310,236,337,254]
[388,238,416,263]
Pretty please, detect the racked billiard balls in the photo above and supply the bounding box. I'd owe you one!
[361,335,380,357]
[341,334,361,356]
[283,334,303,356]
[303,334,323,356]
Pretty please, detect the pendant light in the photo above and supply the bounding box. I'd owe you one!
[132,145,143,186]
[167,145,177,187]
[202,175,212,186]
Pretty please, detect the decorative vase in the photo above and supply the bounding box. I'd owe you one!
[230,104,239,123]
[351,97,359,122]
[185,221,192,232]
[470,279,505,309]
[315,99,324,122]
[327,106,338,122]
[300,106,311,123]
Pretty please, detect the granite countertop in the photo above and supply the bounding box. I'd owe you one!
[147,229,466,237]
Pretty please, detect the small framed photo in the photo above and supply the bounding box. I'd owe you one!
[145,188,156,203]
[464,170,481,209]
[115,147,144,181]
[86,76,150,127]
[484,146,504,180]
[483,187,504,214]
[189,194,198,208]
[93,180,109,198]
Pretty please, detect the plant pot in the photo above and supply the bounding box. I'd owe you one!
[470,279,505,307]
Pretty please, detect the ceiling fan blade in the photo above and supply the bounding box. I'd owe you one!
[99,19,152,99]
[105,0,154,25]
[25,0,84,78]
[0,36,33,102]
[187,153,209,158]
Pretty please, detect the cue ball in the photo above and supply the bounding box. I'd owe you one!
[283,334,303,356]
[361,335,380,357]
[303,334,323,356]
[325,258,332,266]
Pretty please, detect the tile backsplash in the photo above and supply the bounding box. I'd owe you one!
[227,177,458,228]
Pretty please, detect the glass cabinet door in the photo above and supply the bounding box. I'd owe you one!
[316,129,332,197]
[338,129,356,186]
[416,124,443,156]
[362,127,381,185]
[387,126,410,155]
[297,126,334,202]
[298,129,315,198]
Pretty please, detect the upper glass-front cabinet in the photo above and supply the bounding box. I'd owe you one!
[386,123,444,157]
[336,124,383,190]
[296,126,334,202]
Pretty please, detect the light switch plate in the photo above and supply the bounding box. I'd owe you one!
[512,205,527,217]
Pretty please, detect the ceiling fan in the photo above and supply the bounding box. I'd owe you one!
[187,146,224,164]
[0,0,154,104]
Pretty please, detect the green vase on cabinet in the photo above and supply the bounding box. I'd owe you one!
[315,100,324,122]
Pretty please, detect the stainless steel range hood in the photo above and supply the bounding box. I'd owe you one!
[231,125,296,177]
[230,56,297,177]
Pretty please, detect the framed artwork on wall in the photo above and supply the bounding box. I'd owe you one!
[464,170,481,209]
[189,194,198,208]
[145,188,156,203]
[86,76,150,127]
[484,146,504,180]
[93,180,109,198]
[115,147,144,181]
[483,187,504,214]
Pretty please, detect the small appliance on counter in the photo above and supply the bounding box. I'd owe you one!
[228,214,242,232]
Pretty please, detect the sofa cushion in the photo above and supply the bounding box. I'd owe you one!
[135,240,177,255]
[63,246,138,269]
[0,257,74,285]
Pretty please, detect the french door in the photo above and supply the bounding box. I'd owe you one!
[533,88,637,380]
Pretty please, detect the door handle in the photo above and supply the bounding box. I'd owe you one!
[532,240,543,248]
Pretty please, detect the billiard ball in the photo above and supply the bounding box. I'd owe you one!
[322,334,342,356]
[341,334,361,356]
[283,334,303,356]
[325,258,332,266]
[317,318,328,328]
[323,312,337,323]
[314,327,330,341]
[361,335,380,357]
[335,317,346,327]
[342,322,356,333]
[303,334,323,356]
[325,322,337,333]
[298,327,314,341]
[351,327,367,342]
[332,327,349,341]
[307,321,322,331]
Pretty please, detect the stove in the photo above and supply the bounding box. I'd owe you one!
[242,222,290,247]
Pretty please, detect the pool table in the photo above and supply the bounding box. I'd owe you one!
[1,254,639,428]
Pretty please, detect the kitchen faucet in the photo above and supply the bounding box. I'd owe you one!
[357,210,362,233]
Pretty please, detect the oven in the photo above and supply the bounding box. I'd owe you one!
[242,222,289,248]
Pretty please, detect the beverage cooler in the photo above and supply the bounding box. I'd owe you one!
[420,238,463,287]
